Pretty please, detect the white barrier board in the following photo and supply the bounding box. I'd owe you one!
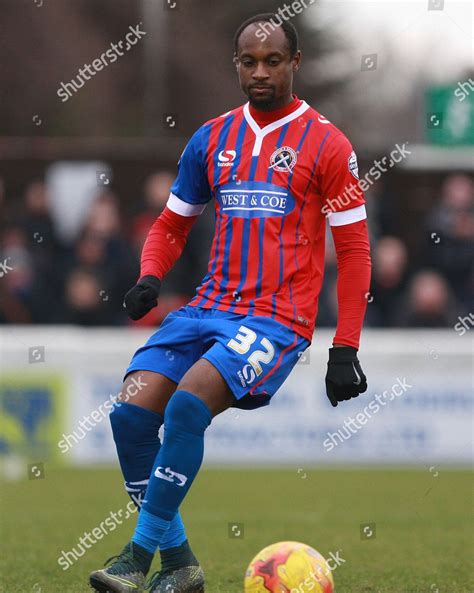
[0,327,472,465]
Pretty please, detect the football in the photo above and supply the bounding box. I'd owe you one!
[244,541,335,593]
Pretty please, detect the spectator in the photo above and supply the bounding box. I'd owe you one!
[80,190,139,321]
[426,174,474,309]
[61,268,117,326]
[397,270,457,327]
[21,180,60,252]
[20,180,66,302]
[368,236,409,327]
[0,226,56,323]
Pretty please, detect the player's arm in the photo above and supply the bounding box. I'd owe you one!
[319,132,372,406]
[124,126,212,321]
[123,203,201,320]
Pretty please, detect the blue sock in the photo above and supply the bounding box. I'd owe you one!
[109,401,187,550]
[133,508,171,554]
[132,390,212,553]
[161,512,187,550]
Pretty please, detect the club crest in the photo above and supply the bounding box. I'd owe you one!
[269,146,298,173]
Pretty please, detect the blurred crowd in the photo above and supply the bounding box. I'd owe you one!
[0,171,213,327]
[0,171,472,329]
[320,173,473,329]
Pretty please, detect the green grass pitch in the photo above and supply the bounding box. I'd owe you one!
[0,467,472,592]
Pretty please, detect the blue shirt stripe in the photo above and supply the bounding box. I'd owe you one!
[203,115,247,306]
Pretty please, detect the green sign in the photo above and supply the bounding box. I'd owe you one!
[426,82,474,146]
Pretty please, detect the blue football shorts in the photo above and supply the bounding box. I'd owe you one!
[124,304,310,410]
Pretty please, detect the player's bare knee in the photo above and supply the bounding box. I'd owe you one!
[177,372,235,417]
[110,371,171,441]
[118,371,149,404]
[115,370,176,414]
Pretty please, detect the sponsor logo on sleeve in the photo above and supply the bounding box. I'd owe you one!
[348,150,359,179]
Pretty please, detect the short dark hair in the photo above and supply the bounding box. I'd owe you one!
[233,13,299,57]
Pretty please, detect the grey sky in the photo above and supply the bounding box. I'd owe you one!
[314,0,473,81]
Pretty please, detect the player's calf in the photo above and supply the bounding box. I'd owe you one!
[133,390,212,551]
[110,400,163,508]
[109,385,198,566]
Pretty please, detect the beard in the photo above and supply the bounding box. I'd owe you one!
[247,86,277,110]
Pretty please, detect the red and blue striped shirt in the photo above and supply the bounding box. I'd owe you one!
[164,95,367,342]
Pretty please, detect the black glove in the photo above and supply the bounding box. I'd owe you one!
[123,275,161,320]
[325,346,367,407]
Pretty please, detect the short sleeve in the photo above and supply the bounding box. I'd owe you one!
[319,133,366,220]
[170,125,212,205]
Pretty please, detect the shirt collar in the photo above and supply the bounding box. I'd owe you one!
[248,94,302,128]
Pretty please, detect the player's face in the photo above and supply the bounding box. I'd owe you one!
[235,24,301,111]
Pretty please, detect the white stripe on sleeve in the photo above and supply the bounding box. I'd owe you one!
[166,193,207,217]
[328,205,367,227]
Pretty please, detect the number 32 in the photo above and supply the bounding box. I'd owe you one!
[227,325,275,376]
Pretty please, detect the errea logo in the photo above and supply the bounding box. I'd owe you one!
[218,150,237,167]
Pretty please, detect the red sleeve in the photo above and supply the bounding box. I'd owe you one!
[139,206,198,280]
[331,219,372,349]
[319,133,365,217]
